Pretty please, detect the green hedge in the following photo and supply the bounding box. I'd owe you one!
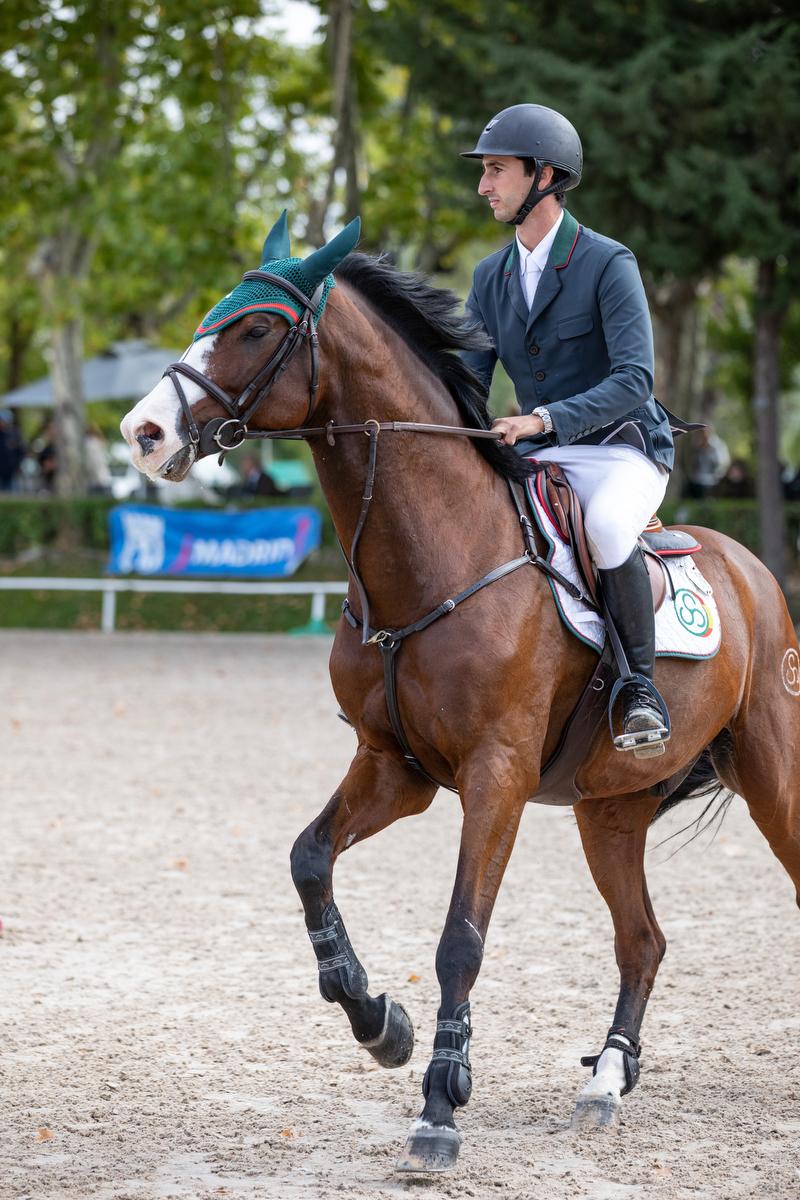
[0,491,339,558]
[660,498,800,564]
[1,494,798,567]
[0,496,115,555]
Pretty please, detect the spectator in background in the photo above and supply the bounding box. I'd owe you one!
[685,425,730,499]
[715,458,755,500]
[0,408,25,491]
[238,454,279,498]
[86,425,112,494]
[34,420,57,491]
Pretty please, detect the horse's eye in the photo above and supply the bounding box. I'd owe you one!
[245,325,270,340]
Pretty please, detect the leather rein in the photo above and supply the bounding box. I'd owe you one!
[160,272,585,791]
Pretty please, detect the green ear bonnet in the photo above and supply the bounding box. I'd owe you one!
[194,211,361,341]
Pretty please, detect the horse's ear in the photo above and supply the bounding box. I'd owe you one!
[261,209,291,263]
[302,217,361,290]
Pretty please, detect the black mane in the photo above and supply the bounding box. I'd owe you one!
[335,253,535,483]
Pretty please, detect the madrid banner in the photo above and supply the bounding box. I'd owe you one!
[108,505,322,578]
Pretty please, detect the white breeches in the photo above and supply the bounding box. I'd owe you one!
[530,445,669,570]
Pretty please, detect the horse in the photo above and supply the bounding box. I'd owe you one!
[121,215,800,1173]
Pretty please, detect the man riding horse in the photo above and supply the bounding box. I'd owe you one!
[461,103,672,753]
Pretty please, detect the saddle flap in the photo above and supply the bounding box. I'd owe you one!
[535,464,668,614]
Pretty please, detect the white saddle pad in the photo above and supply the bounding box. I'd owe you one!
[526,483,721,660]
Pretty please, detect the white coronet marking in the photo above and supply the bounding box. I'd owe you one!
[579,1047,627,1101]
[120,335,218,478]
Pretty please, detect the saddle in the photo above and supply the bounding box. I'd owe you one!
[536,464,701,611]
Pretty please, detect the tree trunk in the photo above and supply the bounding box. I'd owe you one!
[752,258,787,587]
[307,0,360,245]
[6,313,34,393]
[49,314,87,497]
[650,278,698,500]
[35,230,94,497]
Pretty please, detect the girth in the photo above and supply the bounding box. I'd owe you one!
[342,459,588,791]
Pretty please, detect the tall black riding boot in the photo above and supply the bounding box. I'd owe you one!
[598,546,669,757]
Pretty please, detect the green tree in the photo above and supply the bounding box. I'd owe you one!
[0,1,314,493]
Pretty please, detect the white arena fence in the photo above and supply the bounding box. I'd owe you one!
[0,577,349,634]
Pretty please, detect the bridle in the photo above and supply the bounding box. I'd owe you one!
[157,264,588,790]
[162,271,325,465]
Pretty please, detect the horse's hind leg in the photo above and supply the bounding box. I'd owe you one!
[571,792,665,1131]
[724,609,800,899]
[290,745,436,1067]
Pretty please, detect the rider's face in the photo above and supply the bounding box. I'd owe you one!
[477,156,554,222]
[478,156,531,222]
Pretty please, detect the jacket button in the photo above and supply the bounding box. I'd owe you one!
[529,344,540,355]
[535,370,546,381]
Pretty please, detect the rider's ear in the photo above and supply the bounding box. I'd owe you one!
[261,209,291,263]
[302,218,362,291]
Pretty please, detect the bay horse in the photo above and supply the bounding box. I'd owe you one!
[121,216,800,1173]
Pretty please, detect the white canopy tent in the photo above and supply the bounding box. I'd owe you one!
[0,340,181,408]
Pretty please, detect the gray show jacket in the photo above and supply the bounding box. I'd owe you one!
[462,209,675,470]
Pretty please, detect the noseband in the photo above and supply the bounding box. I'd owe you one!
[162,272,325,462]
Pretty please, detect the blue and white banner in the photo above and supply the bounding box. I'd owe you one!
[108,504,322,578]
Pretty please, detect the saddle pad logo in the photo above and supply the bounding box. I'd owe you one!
[674,588,713,637]
[782,648,800,696]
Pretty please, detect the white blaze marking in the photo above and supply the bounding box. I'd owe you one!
[120,335,218,477]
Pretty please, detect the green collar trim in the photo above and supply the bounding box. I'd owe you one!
[549,210,580,269]
[502,210,580,276]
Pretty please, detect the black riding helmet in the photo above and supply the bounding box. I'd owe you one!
[461,104,582,225]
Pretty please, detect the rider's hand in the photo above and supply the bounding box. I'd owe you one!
[491,413,545,446]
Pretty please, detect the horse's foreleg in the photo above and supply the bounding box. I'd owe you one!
[571,793,664,1131]
[398,770,528,1173]
[290,745,435,1066]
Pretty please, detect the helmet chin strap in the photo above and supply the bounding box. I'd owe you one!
[507,160,563,226]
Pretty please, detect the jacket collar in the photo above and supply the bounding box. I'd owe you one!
[503,209,581,330]
[503,207,578,328]
[502,209,579,274]
[548,208,579,270]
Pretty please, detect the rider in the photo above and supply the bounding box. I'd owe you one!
[461,103,672,753]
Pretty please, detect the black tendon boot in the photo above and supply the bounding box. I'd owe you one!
[598,546,670,758]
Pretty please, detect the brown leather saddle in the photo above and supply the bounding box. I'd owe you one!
[537,464,701,611]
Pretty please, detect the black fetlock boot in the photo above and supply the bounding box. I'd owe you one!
[598,546,670,758]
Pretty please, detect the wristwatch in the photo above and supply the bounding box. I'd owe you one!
[533,406,553,435]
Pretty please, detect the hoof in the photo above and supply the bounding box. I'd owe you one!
[359,993,414,1068]
[396,1120,462,1173]
[571,1095,621,1131]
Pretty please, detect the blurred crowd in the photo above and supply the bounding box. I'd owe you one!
[0,410,111,494]
[0,412,313,501]
[6,409,800,504]
[683,426,800,502]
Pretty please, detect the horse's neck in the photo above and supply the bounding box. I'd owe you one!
[308,294,521,620]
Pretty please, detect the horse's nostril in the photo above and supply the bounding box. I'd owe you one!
[135,421,164,457]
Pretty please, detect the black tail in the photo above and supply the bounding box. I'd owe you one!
[650,728,736,847]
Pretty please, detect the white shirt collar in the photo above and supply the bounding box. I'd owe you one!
[516,210,564,274]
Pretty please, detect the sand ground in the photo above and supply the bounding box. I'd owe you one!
[2,631,799,1200]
